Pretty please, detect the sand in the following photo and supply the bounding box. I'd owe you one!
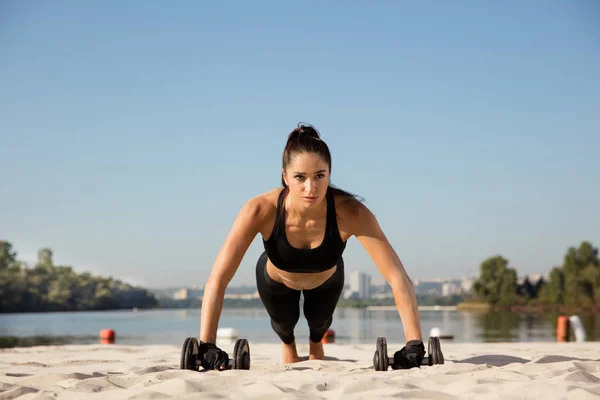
[2,340,600,399]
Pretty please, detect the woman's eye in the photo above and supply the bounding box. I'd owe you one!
[316,174,324,179]
[294,175,304,180]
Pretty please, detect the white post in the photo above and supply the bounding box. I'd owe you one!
[569,315,587,342]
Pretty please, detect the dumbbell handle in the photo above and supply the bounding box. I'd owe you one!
[387,356,430,367]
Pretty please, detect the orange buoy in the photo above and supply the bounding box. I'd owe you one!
[557,316,570,342]
[322,329,336,344]
[100,329,116,344]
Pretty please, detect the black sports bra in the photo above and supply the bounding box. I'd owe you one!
[262,187,347,273]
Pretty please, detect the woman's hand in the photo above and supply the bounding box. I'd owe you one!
[393,340,425,369]
[198,341,230,370]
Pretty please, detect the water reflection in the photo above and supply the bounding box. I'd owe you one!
[332,308,600,344]
[0,308,598,348]
[472,311,600,342]
[582,314,600,340]
[475,311,520,341]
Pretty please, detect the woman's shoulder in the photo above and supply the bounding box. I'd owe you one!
[249,187,283,207]
[240,187,282,221]
[331,189,373,226]
[331,189,380,238]
[332,189,366,214]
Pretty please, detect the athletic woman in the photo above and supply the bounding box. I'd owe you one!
[198,123,424,369]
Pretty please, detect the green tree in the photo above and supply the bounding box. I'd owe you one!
[472,255,519,306]
[0,242,158,313]
[0,241,27,312]
[542,267,565,305]
[497,267,519,306]
[0,241,17,270]
[562,241,599,308]
[517,276,537,300]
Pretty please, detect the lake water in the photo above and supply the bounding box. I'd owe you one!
[1,307,598,348]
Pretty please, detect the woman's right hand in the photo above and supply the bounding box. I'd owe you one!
[198,341,230,370]
[392,340,425,369]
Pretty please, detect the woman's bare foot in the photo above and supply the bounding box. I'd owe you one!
[308,339,325,360]
[282,340,300,364]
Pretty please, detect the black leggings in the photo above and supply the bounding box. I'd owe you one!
[255,251,345,344]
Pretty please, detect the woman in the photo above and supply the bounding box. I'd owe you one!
[198,123,424,370]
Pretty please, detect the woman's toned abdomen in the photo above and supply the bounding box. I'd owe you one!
[266,259,337,290]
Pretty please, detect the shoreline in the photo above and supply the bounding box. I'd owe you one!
[367,305,458,311]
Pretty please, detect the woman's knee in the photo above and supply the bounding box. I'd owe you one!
[303,297,337,338]
[309,324,331,343]
[302,266,343,336]
[271,310,300,331]
[271,321,296,344]
[269,304,300,344]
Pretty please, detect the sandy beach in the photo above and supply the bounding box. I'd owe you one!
[2,340,600,399]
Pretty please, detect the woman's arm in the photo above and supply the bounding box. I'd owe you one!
[350,203,422,342]
[200,197,264,343]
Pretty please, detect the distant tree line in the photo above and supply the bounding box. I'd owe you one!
[0,241,157,313]
[3,239,598,314]
[470,240,600,311]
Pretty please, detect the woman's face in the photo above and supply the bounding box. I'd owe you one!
[282,152,330,209]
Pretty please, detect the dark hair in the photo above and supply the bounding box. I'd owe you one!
[281,122,364,203]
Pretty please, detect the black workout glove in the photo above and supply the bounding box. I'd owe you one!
[198,341,229,371]
[392,340,425,369]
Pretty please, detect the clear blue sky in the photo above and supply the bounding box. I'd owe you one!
[1,0,598,289]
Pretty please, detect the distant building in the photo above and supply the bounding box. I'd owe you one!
[172,288,204,300]
[460,277,474,293]
[441,282,460,296]
[224,291,260,300]
[173,288,189,300]
[349,270,372,300]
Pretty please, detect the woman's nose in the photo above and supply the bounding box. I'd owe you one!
[305,179,316,192]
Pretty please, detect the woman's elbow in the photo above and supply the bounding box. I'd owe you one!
[388,269,415,291]
[204,272,229,294]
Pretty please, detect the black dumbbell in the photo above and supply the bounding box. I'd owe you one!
[180,337,251,371]
[373,336,444,371]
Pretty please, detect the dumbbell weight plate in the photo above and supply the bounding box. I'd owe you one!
[180,337,191,369]
[180,337,199,371]
[232,338,251,370]
[427,337,436,366]
[434,336,444,364]
[373,337,389,371]
[427,336,445,366]
[186,337,200,371]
